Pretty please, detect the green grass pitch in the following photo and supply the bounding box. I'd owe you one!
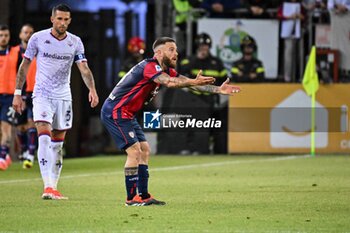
[1,155,349,233]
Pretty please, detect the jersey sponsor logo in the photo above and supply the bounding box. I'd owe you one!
[43,52,71,60]
[44,40,51,44]
[155,65,162,72]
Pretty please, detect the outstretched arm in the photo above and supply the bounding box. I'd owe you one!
[76,61,99,108]
[12,58,32,114]
[154,69,215,88]
[190,78,241,95]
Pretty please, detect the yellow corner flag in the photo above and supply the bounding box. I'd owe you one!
[302,46,319,96]
[302,46,319,156]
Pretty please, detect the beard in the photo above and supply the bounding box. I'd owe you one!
[163,55,176,69]
[55,26,66,35]
[0,42,8,48]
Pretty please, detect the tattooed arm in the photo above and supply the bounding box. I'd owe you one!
[154,70,241,95]
[76,61,99,108]
[153,70,215,88]
[191,78,241,95]
[12,58,32,114]
[189,84,221,94]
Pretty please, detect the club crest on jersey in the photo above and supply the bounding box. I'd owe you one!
[41,111,47,118]
[128,132,135,138]
[155,65,162,72]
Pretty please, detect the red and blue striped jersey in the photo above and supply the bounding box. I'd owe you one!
[102,58,178,119]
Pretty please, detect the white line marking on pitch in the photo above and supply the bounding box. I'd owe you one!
[0,155,310,185]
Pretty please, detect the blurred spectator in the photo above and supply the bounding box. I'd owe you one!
[327,0,350,13]
[242,0,269,18]
[181,33,227,86]
[118,37,145,81]
[231,35,265,82]
[303,0,328,22]
[16,23,37,169]
[277,0,306,82]
[179,32,228,154]
[173,0,203,56]
[303,0,326,10]
[201,0,241,18]
[328,0,350,81]
[173,0,202,27]
[0,24,18,170]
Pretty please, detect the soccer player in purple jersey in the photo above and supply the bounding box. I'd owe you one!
[13,4,99,200]
[101,37,240,206]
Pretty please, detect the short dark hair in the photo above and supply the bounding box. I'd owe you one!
[152,37,176,51]
[21,23,34,30]
[0,24,9,31]
[52,4,71,15]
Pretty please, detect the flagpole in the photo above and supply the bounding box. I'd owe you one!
[310,91,316,156]
[303,46,319,157]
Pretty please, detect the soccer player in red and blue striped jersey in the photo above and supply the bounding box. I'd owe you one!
[101,37,240,206]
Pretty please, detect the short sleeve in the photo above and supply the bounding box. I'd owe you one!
[143,63,163,81]
[24,34,38,60]
[74,37,87,63]
[169,68,179,77]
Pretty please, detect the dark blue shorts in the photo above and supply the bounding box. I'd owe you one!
[0,95,13,122]
[25,94,34,119]
[101,111,146,150]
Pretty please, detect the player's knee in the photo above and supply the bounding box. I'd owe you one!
[126,145,142,163]
[127,153,141,165]
[140,142,151,155]
[142,148,150,160]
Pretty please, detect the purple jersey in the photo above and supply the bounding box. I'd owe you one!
[102,58,178,119]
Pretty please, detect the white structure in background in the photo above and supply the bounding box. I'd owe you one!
[270,90,328,148]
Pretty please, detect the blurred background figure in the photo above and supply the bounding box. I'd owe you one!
[231,35,265,82]
[118,36,145,82]
[173,0,203,56]
[277,0,306,82]
[16,23,37,169]
[0,24,20,170]
[180,33,227,87]
[327,0,350,14]
[328,0,350,81]
[243,0,269,18]
[303,0,328,22]
[201,0,241,18]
